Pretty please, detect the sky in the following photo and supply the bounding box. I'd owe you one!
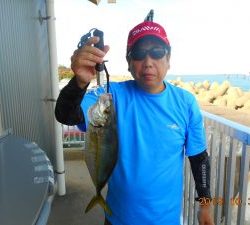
[54,0,250,76]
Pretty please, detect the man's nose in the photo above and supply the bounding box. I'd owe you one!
[143,54,153,67]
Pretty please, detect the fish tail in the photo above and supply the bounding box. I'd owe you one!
[85,194,112,215]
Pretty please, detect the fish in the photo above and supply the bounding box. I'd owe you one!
[84,93,118,215]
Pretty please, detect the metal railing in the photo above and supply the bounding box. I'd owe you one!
[183,110,250,225]
[62,125,85,149]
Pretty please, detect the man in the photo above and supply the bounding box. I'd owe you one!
[55,20,214,225]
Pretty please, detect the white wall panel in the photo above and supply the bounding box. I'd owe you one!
[0,0,56,160]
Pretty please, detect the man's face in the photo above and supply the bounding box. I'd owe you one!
[128,39,170,94]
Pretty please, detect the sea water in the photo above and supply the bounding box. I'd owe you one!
[166,74,250,91]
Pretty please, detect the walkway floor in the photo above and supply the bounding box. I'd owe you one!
[47,150,106,225]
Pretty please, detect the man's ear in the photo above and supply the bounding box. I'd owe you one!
[167,61,170,70]
[166,55,171,69]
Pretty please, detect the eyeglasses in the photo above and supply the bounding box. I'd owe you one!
[128,47,168,61]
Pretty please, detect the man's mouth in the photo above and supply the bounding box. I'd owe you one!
[143,73,155,79]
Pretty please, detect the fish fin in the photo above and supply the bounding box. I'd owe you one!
[85,194,112,215]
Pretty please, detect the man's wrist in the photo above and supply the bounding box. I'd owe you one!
[75,76,89,90]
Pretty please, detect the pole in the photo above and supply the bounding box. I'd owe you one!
[46,0,66,196]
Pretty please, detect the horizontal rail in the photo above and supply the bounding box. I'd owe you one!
[202,110,250,145]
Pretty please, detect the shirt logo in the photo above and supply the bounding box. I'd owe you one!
[167,124,180,130]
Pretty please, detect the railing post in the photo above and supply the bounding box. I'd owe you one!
[224,138,237,225]
[237,144,250,225]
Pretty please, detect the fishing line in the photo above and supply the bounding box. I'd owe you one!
[104,63,110,93]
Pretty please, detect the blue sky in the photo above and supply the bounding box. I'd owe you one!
[55,0,250,76]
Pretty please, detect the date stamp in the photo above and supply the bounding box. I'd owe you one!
[198,197,249,206]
